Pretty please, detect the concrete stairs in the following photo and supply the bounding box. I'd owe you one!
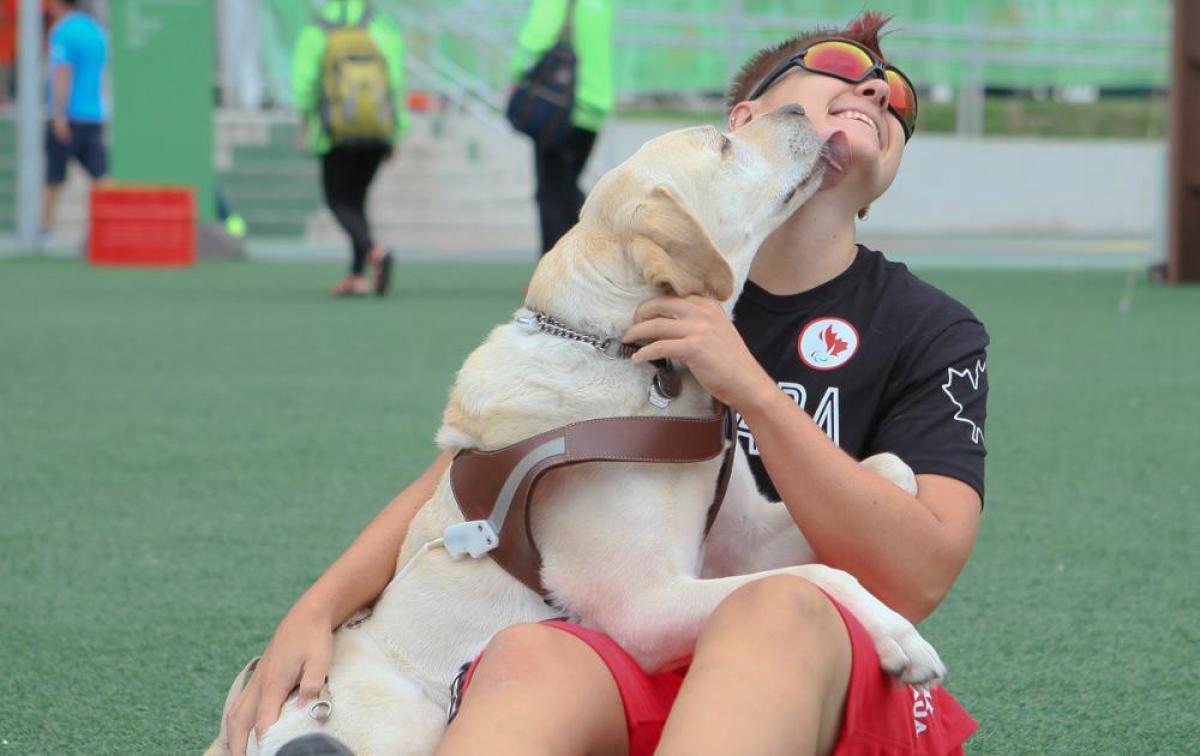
[0,108,546,257]
[218,109,542,258]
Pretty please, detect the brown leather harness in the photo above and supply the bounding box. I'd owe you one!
[450,406,737,598]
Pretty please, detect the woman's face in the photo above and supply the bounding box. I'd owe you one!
[730,64,908,209]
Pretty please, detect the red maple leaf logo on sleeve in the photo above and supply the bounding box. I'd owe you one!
[820,325,849,358]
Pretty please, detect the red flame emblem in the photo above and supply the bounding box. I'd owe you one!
[820,325,849,358]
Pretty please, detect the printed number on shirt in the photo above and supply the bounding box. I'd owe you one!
[736,381,841,454]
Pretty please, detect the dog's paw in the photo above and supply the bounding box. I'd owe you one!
[860,453,918,496]
[874,623,946,686]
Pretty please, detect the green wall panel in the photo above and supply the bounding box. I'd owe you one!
[109,0,216,221]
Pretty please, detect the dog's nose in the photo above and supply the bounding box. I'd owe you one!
[780,104,806,117]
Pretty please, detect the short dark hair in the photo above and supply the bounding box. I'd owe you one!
[726,11,892,111]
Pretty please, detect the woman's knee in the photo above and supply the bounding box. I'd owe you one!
[471,623,607,690]
[451,624,628,755]
[703,576,847,648]
[672,578,853,756]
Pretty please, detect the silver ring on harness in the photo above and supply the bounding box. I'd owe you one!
[308,698,333,722]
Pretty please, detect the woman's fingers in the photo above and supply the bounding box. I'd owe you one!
[632,295,695,323]
[631,338,687,365]
[223,609,335,752]
[253,674,295,748]
[623,316,693,348]
[297,642,333,705]
[226,675,261,756]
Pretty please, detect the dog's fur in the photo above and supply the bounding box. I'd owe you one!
[209,110,944,756]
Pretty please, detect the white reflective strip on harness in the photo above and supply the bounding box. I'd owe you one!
[488,436,566,533]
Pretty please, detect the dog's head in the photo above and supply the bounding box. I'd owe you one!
[570,106,827,303]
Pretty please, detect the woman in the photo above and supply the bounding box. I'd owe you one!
[229,13,987,756]
[510,0,614,256]
[292,0,407,297]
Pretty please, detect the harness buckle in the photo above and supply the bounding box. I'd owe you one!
[443,520,500,559]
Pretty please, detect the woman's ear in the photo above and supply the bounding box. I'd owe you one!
[728,101,757,131]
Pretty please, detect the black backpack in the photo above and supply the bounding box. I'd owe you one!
[506,0,577,148]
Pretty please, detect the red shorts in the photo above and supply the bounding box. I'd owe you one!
[458,593,976,755]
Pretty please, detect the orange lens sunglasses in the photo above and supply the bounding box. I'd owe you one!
[747,38,919,141]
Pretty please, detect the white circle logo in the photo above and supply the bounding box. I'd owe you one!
[797,317,859,371]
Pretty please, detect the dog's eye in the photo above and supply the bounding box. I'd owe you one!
[720,136,732,156]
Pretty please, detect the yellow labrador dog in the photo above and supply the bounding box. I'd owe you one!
[209,106,944,756]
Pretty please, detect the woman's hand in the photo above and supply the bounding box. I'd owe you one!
[623,295,777,411]
[219,451,449,753]
[226,603,335,756]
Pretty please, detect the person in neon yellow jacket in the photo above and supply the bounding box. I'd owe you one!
[510,0,613,256]
[293,0,409,296]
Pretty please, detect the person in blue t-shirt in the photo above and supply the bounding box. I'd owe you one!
[42,0,108,241]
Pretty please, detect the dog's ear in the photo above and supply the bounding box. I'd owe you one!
[628,186,734,300]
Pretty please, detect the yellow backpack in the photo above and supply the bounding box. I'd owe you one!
[317,5,396,147]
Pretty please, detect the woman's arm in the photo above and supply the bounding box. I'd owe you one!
[736,390,979,622]
[226,451,453,756]
[297,451,453,628]
[624,296,979,623]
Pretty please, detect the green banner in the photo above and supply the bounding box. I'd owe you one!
[109,0,215,221]
[320,0,1170,98]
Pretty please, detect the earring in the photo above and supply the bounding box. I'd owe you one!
[857,207,870,221]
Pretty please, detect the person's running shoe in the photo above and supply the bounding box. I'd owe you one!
[371,250,394,297]
[331,275,370,297]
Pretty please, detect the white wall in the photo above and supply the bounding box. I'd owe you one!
[868,135,1164,236]
[26,112,1161,258]
[588,120,1164,237]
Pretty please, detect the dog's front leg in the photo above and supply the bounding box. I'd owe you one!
[605,563,944,686]
[701,449,815,577]
[689,451,941,682]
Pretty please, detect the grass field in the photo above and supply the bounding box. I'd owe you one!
[2,257,1197,754]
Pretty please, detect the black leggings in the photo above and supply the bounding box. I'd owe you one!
[534,126,597,256]
[321,146,389,275]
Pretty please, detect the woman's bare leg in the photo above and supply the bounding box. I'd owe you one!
[436,623,628,756]
[657,576,853,755]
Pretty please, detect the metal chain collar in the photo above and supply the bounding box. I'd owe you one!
[515,309,679,407]
[516,310,636,359]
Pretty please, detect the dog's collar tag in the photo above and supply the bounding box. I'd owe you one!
[649,380,671,409]
[649,362,681,409]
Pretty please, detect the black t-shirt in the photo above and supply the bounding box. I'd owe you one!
[732,245,989,502]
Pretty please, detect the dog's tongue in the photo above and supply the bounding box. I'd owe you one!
[818,129,852,191]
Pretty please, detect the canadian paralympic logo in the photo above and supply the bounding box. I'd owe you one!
[797,317,859,370]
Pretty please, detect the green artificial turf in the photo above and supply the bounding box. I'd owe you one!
[1,258,1197,753]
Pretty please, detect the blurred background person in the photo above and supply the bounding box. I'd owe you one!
[41,0,107,243]
[510,0,613,257]
[293,0,408,298]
